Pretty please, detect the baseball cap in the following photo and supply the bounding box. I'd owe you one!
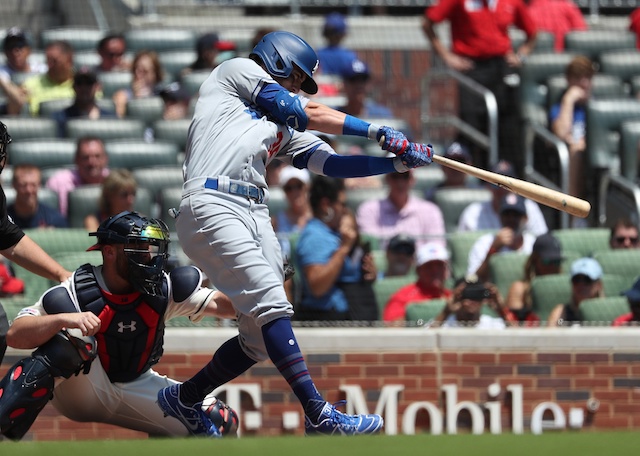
[279,165,310,187]
[196,32,219,53]
[622,277,640,302]
[532,233,563,262]
[342,59,370,82]
[3,27,29,50]
[491,160,517,178]
[499,193,527,216]
[387,234,416,256]
[74,66,98,85]
[444,142,471,163]
[570,257,603,281]
[416,242,449,268]
[323,12,347,35]
[159,82,191,102]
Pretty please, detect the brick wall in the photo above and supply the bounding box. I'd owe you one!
[2,328,640,440]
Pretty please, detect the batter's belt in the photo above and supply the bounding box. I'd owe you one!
[183,177,266,203]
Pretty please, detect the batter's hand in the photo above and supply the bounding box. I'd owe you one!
[377,126,409,155]
[396,142,433,169]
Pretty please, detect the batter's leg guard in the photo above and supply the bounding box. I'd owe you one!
[0,329,97,440]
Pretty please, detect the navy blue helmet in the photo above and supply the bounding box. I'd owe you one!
[250,31,319,95]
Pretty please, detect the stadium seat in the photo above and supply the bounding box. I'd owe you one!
[124,29,197,53]
[580,296,629,326]
[546,74,624,111]
[10,71,36,86]
[564,30,636,63]
[433,187,492,233]
[65,118,147,141]
[98,71,133,98]
[372,274,416,318]
[601,274,632,298]
[41,27,106,52]
[133,166,184,203]
[158,187,183,233]
[447,230,495,281]
[153,119,191,151]
[510,30,555,54]
[105,140,179,169]
[552,227,610,258]
[67,185,153,228]
[593,249,640,285]
[159,50,197,81]
[266,186,287,216]
[23,228,96,256]
[345,188,389,213]
[180,70,211,96]
[488,252,528,299]
[47,251,103,287]
[38,98,73,118]
[0,117,57,140]
[619,120,640,181]
[599,50,640,93]
[4,187,60,211]
[125,96,165,125]
[412,165,445,193]
[74,51,101,69]
[405,299,446,325]
[8,138,76,168]
[530,274,571,323]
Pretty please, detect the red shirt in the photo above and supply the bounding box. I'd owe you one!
[527,0,587,51]
[630,8,640,50]
[426,0,537,59]
[383,282,452,322]
[612,313,637,327]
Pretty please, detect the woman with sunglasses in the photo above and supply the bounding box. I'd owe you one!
[506,232,564,325]
[547,257,604,327]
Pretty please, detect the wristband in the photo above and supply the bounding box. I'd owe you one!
[343,115,377,139]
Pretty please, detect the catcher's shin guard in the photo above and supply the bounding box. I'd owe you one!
[0,329,97,440]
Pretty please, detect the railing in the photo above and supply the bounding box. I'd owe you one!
[598,173,640,227]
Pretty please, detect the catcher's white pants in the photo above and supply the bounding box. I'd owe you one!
[51,358,188,436]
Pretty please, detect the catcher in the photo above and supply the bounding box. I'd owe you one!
[0,211,238,440]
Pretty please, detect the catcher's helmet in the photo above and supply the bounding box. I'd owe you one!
[88,211,170,296]
[0,121,12,175]
[250,31,319,95]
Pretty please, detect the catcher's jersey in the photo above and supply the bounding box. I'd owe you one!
[183,58,328,188]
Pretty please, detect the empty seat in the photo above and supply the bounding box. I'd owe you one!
[552,227,610,257]
[180,70,211,96]
[489,252,528,298]
[593,249,640,285]
[0,117,57,140]
[412,165,445,193]
[159,50,197,81]
[104,140,179,169]
[619,120,640,182]
[433,187,493,233]
[125,29,197,53]
[125,96,165,125]
[23,227,96,256]
[405,299,447,325]
[98,71,133,98]
[530,274,571,323]
[133,166,184,202]
[447,230,495,281]
[580,296,629,325]
[510,30,555,54]
[47,251,103,287]
[8,138,76,168]
[65,118,146,141]
[39,98,74,118]
[599,50,640,91]
[152,119,191,151]
[346,188,389,213]
[74,51,101,68]
[564,31,636,63]
[41,28,106,52]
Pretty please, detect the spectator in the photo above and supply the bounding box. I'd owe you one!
[383,242,452,322]
[356,170,446,248]
[467,193,536,281]
[336,59,394,119]
[46,136,109,217]
[505,232,563,323]
[94,33,130,73]
[271,165,312,242]
[7,164,68,229]
[84,169,137,232]
[422,0,537,161]
[0,27,47,115]
[249,27,276,52]
[549,55,595,205]
[609,217,639,250]
[613,277,640,326]
[630,8,640,50]
[425,142,478,202]
[51,66,116,137]
[112,50,164,118]
[428,278,516,328]
[317,12,358,78]
[381,234,416,278]
[457,160,548,236]
[296,176,377,321]
[180,32,236,80]
[158,82,192,120]
[547,257,603,327]
[18,40,75,116]
[526,0,587,51]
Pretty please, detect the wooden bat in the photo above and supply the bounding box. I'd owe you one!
[432,154,591,218]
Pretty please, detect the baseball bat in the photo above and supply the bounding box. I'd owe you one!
[432,154,591,218]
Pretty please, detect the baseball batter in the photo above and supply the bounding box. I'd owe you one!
[157,31,434,435]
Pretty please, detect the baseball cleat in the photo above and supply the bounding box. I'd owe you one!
[304,401,384,436]
[157,384,222,437]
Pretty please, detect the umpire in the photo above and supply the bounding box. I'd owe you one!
[0,121,71,364]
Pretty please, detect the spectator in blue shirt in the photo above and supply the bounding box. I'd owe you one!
[317,12,358,77]
[336,59,394,120]
[7,164,68,229]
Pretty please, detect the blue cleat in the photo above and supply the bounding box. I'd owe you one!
[157,384,221,437]
[304,401,384,436]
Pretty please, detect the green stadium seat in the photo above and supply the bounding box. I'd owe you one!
[124,29,197,53]
[39,98,73,118]
[564,30,636,63]
[159,50,198,81]
[599,50,640,93]
[593,249,640,285]
[266,186,287,216]
[530,273,571,323]
[105,140,179,169]
[580,296,629,325]
[133,166,184,203]
[433,187,492,233]
[412,166,445,193]
[619,120,640,181]
[346,188,389,213]
[373,274,416,318]
[153,119,191,151]
[125,96,165,125]
[41,27,106,52]
[8,138,76,168]
[0,117,57,140]
[552,227,610,258]
[47,251,103,287]
[510,30,555,54]
[180,71,211,96]
[74,51,101,68]
[65,118,147,141]
[98,71,133,98]
[488,252,528,299]
[405,299,446,325]
[447,230,495,281]
[158,187,183,233]
[67,185,153,228]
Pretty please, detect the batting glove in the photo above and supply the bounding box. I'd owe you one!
[376,126,409,155]
[393,142,434,171]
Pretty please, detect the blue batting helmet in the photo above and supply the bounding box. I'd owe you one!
[250,31,319,95]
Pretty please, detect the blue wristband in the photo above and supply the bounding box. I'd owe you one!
[343,115,371,138]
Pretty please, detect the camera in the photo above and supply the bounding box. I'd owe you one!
[461,283,491,301]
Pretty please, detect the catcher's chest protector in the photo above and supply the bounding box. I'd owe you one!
[73,264,169,383]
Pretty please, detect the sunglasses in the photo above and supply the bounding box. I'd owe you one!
[571,275,595,285]
[614,236,639,244]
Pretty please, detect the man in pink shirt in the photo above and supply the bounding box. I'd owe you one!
[46,136,109,217]
[356,170,446,248]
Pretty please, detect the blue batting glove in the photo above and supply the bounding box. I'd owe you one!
[376,126,409,155]
[397,142,434,169]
